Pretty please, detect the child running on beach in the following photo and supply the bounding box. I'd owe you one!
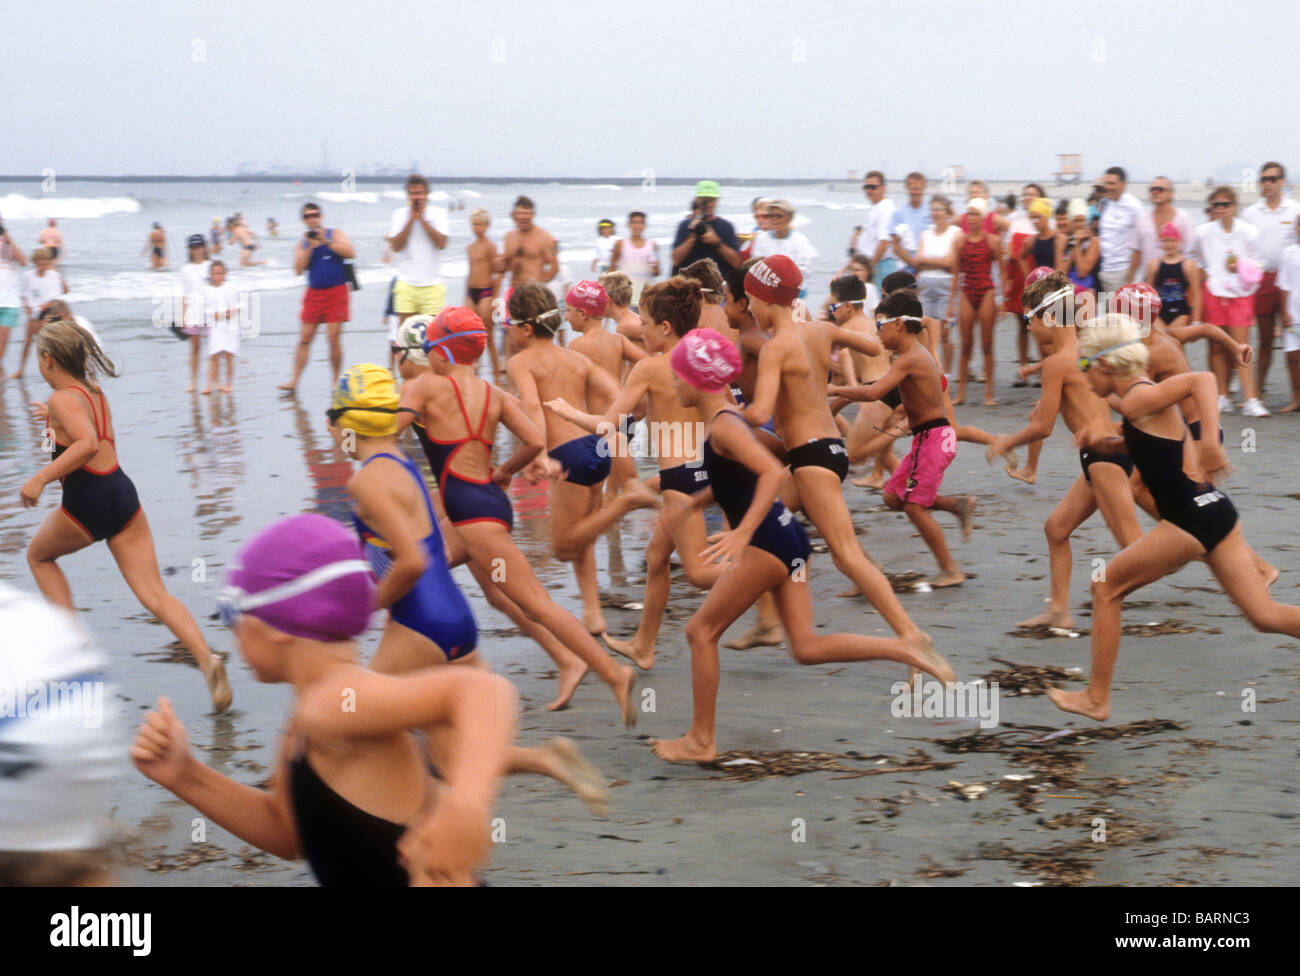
[395,309,639,722]
[546,277,725,669]
[565,280,647,495]
[21,320,231,711]
[506,283,659,639]
[830,291,976,587]
[1050,315,1300,720]
[132,514,519,886]
[650,329,954,763]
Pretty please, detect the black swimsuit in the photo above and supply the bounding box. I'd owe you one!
[1121,390,1237,552]
[289,750,409,887]
[52,385,142,541]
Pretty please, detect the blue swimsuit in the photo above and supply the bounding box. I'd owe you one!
[703,410,810,574]
[351,452,478,660]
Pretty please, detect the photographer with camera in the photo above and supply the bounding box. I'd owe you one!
[282,202,354,391]
[670,180,741,274]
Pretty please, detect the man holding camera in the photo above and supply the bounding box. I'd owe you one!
[671,180,741,274]
[281,202,354,391]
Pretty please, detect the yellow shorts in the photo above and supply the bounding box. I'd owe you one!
[393,280,446,316]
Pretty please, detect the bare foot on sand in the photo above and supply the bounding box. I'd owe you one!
[201,387,211,396]
[1007,466,1037,485]
[851,474,884,489]
[603,632,654,670]
[723,621,786,650]
[1046,685,1109,721]
[1278,400,1300,414]
[955,495,977,541]
[1017,608,1075,629]
[930,569,966,588]
[621,477,663,512]
[203,655,233,713]
[544,737,611,818]
[219,385,232,393]
[546,659,588,711]
[984,398,998,407]
[185,384,195,394]
[837,585,863,598]
[277,381,296,391]
[615,666,637,728]
[651,733,717,763]
[900,630,955,685]
[951,393,965,407]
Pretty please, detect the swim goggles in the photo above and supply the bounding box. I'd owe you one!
[512,308,562,334]
[828,300,865,314]
[325,405,404,423]
[1078,339,1142,372]
[876,315,923,326]
[1028,286,1074,318]
[217,559,371,629]
[423,327,487,364]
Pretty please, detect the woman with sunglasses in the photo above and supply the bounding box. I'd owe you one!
[21,320,232,712]
[1050,314,1300,721]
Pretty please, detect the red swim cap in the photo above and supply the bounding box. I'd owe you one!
[1115,281,1161,323]
[744,256,802,306]
[424,306,488,365]
[566,280,609,318]
[1024,266,1055,288]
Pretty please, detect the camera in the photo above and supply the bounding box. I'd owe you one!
[0,223,6,236]
[307,230,321,240]
[693,220,709,238]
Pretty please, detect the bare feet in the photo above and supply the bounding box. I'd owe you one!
[951,393,965,407]
[930,569,966,588]
[544,737,611,818]
[1007,467,1037,485]
[954,495,976,542]
[201,387,211,396]
[620,477,663,512]
[851,474,885,489]
[900,630,955,685]
[603,632,654,670]
[615,666,638,728]
[546,659,588,712]
[650,733,717,763]
[1046,685,1109,721]
[1017,608,1076,629]
[219,385,232,394]
[203,655,233,713]
[1278,400,1300,414]
[277,381,296,391]
[723,621,786,650]
[837,585,863,598]
[185,384,195,394]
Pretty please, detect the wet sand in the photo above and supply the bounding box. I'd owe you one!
[1,286,1296,886]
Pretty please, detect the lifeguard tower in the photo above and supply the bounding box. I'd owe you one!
[1055,154,1083,185]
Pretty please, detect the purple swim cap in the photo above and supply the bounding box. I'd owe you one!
[224,514,374,641]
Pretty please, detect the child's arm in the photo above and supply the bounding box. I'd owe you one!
[492,390,544,485]
[1186,259,1203,322]
[829,356,908,403]
[740,343,783,427]
[609,239,622,271]
[1165,322,1253,368]
[133,698,302,859]
[507,358,551,462]
[830,323,883,359]
[620,334,649,364]
[545,358,652,433]
[986,359,1064,461]
[20,390,98,507]
[349,469,429,610]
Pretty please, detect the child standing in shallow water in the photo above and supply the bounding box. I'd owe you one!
[203,261,239,394]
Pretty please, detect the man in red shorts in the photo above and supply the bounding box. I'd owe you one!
[281,202,354,391]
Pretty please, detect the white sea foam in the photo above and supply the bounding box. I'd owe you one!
[317,191,380,204]
[0,193,141,220]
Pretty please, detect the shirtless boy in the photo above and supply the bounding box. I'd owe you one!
[465,209,502,378]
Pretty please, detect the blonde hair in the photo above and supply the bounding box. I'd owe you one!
[470,208,491,224]
[1077,313,1150,377]
[31,247,52,262]
[35,319,119,390]
[599,271,632,308]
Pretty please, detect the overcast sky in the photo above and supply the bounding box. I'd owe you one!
[7,0,1294,181]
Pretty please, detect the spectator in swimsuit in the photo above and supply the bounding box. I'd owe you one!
[464,209,502,379]
[1057,198,1099,295]
[952,198,1002,406]
[1145,223,1202,330]
[20,320,231,712]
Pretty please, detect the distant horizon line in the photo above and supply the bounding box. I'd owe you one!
[0,173,1080,186]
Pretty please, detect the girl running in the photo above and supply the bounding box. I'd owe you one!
[1050,314,1300,720]
[651,329,954,763]
[21,320,231,712]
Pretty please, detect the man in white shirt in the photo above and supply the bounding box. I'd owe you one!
[857,170,898,287]
[1191,185,1268,416]
[1240,161,1300,396]
[749,200,819,284]
[1135,176,1195,276]
[385,173,449,325]
[1096,166,1144,293]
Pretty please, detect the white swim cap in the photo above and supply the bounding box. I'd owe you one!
[396,315,432,367]
[0,585,120,852]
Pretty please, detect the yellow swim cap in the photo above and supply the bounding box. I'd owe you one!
[1029,198,1053,219]
[329,364,401,436]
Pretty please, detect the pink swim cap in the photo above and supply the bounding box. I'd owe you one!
[1159,222,1181,241]
[566,280,609,317]
[1025,266,1055,287]
[670,328,741,392]
[223,514,374,642]
[745,256,802,306]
